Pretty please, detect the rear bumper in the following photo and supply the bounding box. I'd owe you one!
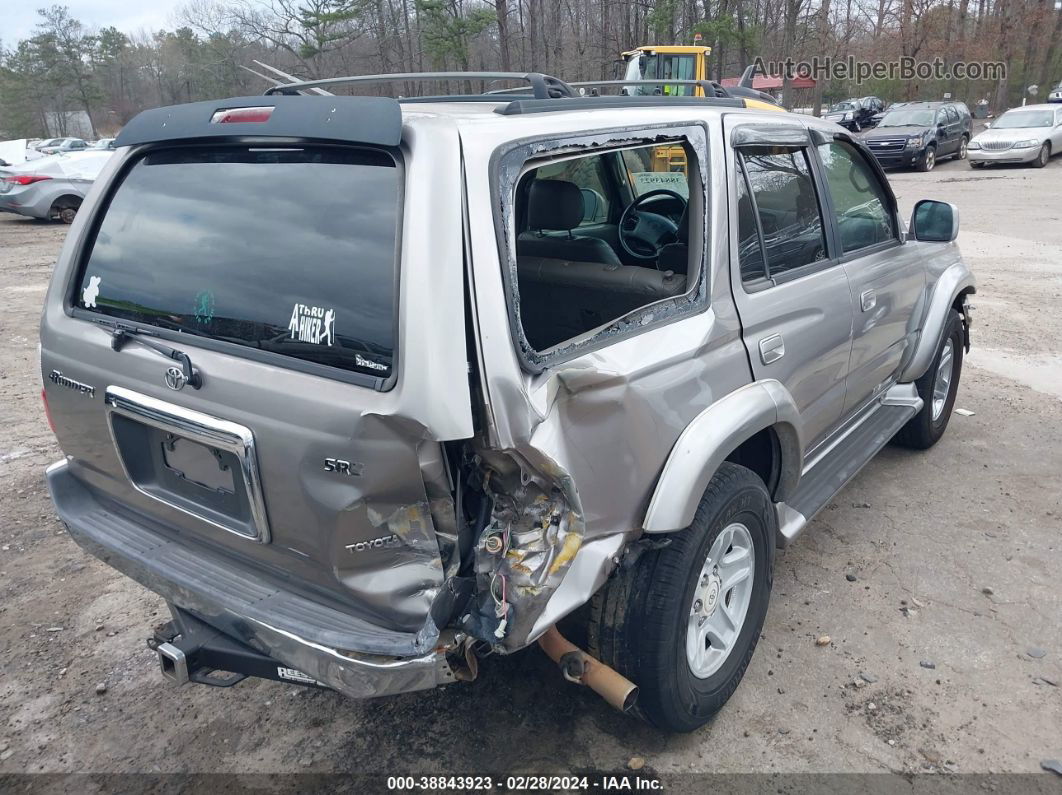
[0,187,51,219]
[46,459,456,699]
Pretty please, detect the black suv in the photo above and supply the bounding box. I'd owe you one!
[860,101,972,171]
[823,96,885,131]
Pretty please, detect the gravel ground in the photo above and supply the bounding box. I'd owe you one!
[0,151,1060,784]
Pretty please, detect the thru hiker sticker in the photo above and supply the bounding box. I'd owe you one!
[287,302,335,346]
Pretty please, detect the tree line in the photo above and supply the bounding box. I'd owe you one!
[2,0,1060,138]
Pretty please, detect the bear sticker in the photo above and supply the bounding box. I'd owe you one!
[82,275,101,308]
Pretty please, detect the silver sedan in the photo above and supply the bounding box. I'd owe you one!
[968,104,1062,168]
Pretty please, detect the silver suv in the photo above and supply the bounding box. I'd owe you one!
[40,73,974,733]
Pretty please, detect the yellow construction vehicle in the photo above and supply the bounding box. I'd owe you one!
[620,45,783,112]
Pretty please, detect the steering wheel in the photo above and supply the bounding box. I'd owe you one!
[618,189,688,262]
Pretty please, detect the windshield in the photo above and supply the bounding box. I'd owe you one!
[830,102,857,112]
[76,145,401,381]
[623,52,697,96]
[993,110,1053,129]
[878,109,935,127]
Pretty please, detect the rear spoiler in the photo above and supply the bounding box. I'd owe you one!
[114,95,402,149]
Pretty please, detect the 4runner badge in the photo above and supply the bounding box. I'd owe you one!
[49,370,95,398]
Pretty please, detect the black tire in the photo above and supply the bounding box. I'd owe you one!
[588,462,774,732]
[1032,142,1050,168]
[956,135,969,160]
[894,309,965,449]
[970,160,985,169]
[917,144,936,172]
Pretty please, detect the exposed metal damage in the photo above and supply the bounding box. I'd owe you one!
[460,447,585,650]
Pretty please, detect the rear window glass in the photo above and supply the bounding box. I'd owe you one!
[76,145,400,381]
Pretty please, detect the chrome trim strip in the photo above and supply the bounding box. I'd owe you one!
[103,386,271,544]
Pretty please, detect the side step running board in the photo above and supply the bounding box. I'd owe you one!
[777,389,920,546]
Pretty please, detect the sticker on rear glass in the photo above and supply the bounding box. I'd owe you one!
[287,303,335,346]
[82,275,101,308]
[194,290,215,324]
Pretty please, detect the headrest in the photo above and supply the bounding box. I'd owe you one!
[527,179,584,231]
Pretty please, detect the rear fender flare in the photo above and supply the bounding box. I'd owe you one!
[900,262,976,382]
[642,379,803,533]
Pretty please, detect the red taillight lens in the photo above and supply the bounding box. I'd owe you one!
[210,106,275,124]
[41,388,56,434]
[3,174,52,186]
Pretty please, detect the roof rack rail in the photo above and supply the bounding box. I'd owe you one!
[264,71,574,100]
[497,95,746,116]
[493,79,735,99]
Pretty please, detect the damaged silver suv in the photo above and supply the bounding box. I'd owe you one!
[40,73,974,732]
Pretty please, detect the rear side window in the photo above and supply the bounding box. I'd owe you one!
[76,145,400,381]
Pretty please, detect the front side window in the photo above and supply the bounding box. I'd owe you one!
[738,146,828,280]
[76,145,401,381]
[817,140,897,254]
[511,139,699,355]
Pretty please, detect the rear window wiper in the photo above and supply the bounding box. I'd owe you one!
[103,321,202,389]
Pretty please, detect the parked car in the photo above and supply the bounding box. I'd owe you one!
[88,138,117,150]
[859,101,972,171]
[823,96,885,131]
[1048,83,1062,103]
[969,104,1062,168]
[35,137,89,155]
[0,150,113,222]
[40,77,975,733]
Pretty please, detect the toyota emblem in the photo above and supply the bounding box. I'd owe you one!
[165,366,187,391]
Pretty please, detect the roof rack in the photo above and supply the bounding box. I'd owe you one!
[496,95,745,116]
[264,71,574,100]
[494,79,735,99]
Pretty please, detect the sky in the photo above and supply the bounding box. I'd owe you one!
[2,0,188,46]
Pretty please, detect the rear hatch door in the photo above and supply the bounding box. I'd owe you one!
[40,98,472,635]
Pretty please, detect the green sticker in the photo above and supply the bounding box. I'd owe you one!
[194,290,215,324]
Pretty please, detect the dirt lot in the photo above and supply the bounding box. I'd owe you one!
[0,152,1060,784]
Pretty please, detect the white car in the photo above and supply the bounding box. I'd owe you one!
[968,104,1062,168]
[0,149,114,222]
[1049,83,1062,103]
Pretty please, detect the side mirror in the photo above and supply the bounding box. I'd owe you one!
[937,123,946,133]
[910,199,959,242]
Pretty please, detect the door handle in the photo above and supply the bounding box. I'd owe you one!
[860,289,876,312]
[759,333,785,365]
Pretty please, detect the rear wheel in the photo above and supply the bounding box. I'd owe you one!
[588,462,774,732]
[957,136,969,160]
[1032,143,1050,168]
[51,197,81,224]
[894,309,964,449]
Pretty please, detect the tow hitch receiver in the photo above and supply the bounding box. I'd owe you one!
[148,607,328,691]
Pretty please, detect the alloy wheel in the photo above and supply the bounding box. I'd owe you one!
[932,338,955,421]
[686,522,755,679]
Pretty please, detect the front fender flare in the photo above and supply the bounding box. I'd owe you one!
[900,261,976,383]
[642,380,803,533]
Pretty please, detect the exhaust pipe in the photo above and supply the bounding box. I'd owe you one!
[538,626,638,712]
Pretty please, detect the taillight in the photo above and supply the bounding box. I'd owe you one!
[210,106,275,124]
[41,388,56,434]
[2,174,52,186]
